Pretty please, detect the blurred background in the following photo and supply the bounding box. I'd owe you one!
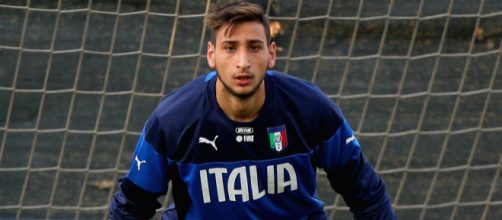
[0,0,501,219]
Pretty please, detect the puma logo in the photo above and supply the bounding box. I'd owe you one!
[199,135,219,151]
[345,135,356,145]
[135,155,147,171]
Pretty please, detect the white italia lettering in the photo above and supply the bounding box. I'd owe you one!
[250,165,265,200]
[209,168,227,202]
[228,166,249,202]
[200,170,211,203]
[277,163,298,193]
[267,165,275,194]
[199,162,297,204]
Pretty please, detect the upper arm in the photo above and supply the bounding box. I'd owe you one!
[316,118,396,219]
[109,115,174,219]
[127,121,172,194]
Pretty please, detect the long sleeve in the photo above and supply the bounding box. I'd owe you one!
[109,116,172,219]
[316,120,397,219]
[109,177,163,219]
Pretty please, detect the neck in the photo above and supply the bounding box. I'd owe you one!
[216,80,266,123]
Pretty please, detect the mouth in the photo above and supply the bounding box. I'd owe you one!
[234,74,253,86]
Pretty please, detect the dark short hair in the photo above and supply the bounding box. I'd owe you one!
[204,0,271,44]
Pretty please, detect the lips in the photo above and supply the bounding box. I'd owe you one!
[235,74,252,86]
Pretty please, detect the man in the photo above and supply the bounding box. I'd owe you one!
[109,1,397,219]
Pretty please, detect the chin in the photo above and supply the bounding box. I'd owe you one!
[232,90,254,100]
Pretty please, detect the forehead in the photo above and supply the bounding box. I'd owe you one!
[215,21,267,43]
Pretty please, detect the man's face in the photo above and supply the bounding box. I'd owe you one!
[207,21,276,99]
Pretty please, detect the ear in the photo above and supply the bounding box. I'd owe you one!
[207,41,216,69]
[267,41,277,68]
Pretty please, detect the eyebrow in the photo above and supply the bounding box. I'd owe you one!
[220,39,265,45]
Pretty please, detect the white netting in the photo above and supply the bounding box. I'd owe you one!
[0,0,501,219]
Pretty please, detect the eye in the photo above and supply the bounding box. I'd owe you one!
[250,44,262,51]
[223,45,236,52]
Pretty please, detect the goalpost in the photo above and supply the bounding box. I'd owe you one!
[0,0,501,219]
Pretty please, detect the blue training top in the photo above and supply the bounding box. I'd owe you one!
[109,71,397,220]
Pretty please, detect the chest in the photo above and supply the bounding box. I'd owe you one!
[174,110,314,163]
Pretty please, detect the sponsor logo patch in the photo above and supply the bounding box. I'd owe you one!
[235,127,254,134]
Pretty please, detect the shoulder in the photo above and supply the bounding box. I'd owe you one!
[267,70,320,94]
[267,70,344,139]
[154,72,215,120]
[268,70,340,114]
[144,73,215,152]
[147,72,214,137]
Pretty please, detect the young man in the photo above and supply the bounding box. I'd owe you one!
[109,1,397,219]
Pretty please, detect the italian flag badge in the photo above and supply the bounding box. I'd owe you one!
[267,125,288,152]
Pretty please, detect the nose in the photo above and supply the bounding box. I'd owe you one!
[236,50,250,70]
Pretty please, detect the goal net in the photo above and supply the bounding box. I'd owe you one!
[0,0,501,219]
